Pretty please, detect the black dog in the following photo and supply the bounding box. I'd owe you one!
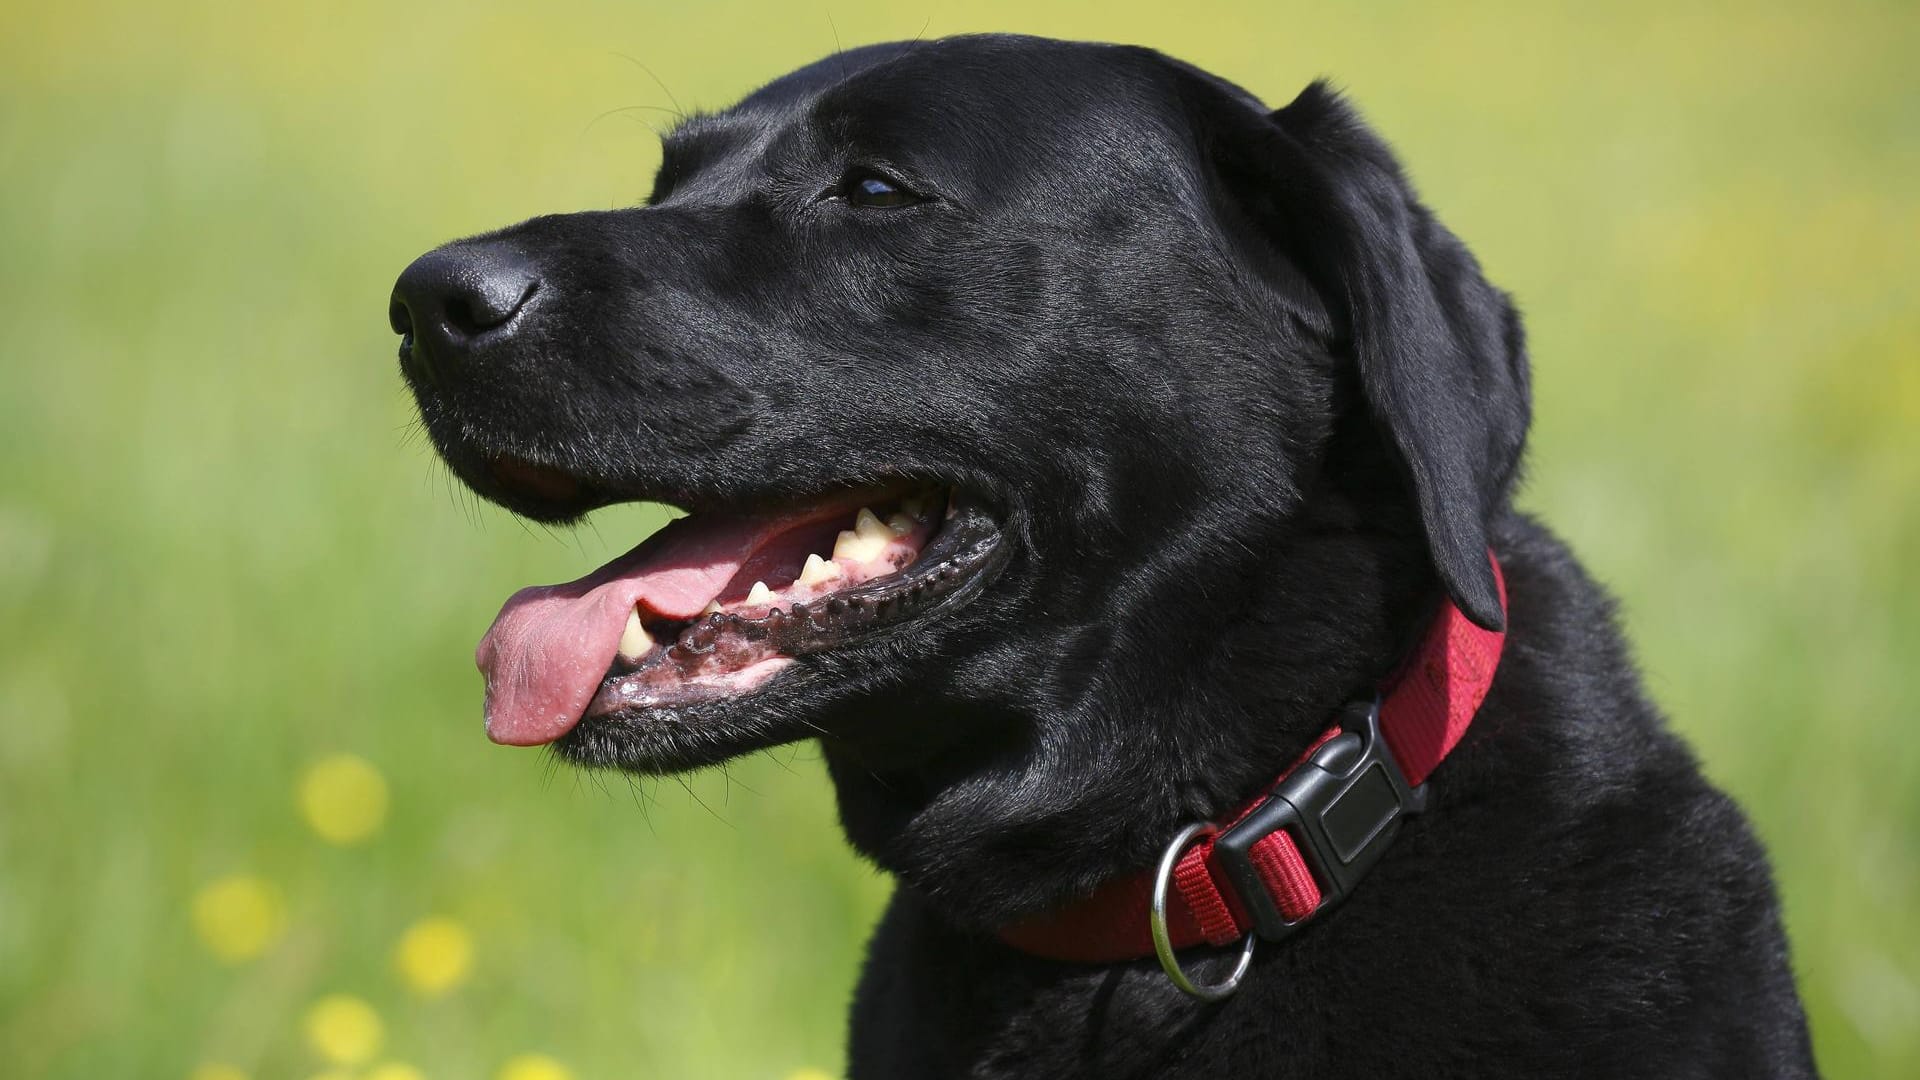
[390,34,1816,1077]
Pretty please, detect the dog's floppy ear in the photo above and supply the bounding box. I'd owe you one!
[1192,75,1530,630]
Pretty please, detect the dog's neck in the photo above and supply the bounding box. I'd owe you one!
[995,561,1505,963]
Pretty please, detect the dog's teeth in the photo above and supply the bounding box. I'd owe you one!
[701,600,723,615]
[797,552,843,586]
[618,608,653,659]
[886,512,916,536]
[899,495,926,519]
[855,507,892,540]
[745,580,774,605]
[833,527,888,563]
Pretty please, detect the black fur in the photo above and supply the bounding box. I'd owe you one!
[394,34,1815,1077]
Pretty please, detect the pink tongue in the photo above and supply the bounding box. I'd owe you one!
[476,502,850,746]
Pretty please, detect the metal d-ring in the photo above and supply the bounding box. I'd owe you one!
[1149,821,1257,1002]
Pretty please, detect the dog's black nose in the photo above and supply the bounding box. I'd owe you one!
[389,243,540,381]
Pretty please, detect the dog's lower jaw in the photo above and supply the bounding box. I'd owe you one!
[552,693,817,775]
[502,492,1013,767]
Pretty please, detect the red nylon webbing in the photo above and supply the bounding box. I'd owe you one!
[1247,830,1322,921]
[1378,567,1507,786]
[1173,841,1242,946]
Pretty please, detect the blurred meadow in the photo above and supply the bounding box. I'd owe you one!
[0,0,1915,1076]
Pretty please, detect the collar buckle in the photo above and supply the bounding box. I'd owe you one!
[1213,697,1430,940]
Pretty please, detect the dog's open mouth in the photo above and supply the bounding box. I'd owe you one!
[475,477,1004,746]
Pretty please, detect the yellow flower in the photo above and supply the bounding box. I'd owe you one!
[394,915,474,996]
[190,874,286,963]
[303,993,384,1065]
[784,1070,837,1080]
[496,1053,574,1080]
[298,754,389,845]
[366,1063,428,1080]
[188,1064,249,1080]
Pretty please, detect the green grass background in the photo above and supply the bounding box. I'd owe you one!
[1,0,1915,1076]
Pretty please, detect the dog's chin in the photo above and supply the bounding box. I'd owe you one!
[549,673,830,774]
[548,640,932,774]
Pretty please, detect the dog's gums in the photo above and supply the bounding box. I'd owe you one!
[474,482,1005,746]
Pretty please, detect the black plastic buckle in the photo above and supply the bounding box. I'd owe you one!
[1214,698,1429,941]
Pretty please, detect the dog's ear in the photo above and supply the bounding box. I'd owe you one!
[1188,74,1530,630]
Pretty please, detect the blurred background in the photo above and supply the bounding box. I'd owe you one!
[1,0,1914,1076]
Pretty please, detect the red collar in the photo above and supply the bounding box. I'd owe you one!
[998,559,1507,965]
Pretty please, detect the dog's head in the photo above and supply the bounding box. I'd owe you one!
[393,35,1528,922]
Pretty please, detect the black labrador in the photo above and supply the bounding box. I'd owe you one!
[390,34,1816,1077]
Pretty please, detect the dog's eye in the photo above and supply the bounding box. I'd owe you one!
[834,168,924,209]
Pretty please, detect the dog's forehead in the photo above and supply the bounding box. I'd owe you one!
[658,36,1197,200]
[741,35,1149,116]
